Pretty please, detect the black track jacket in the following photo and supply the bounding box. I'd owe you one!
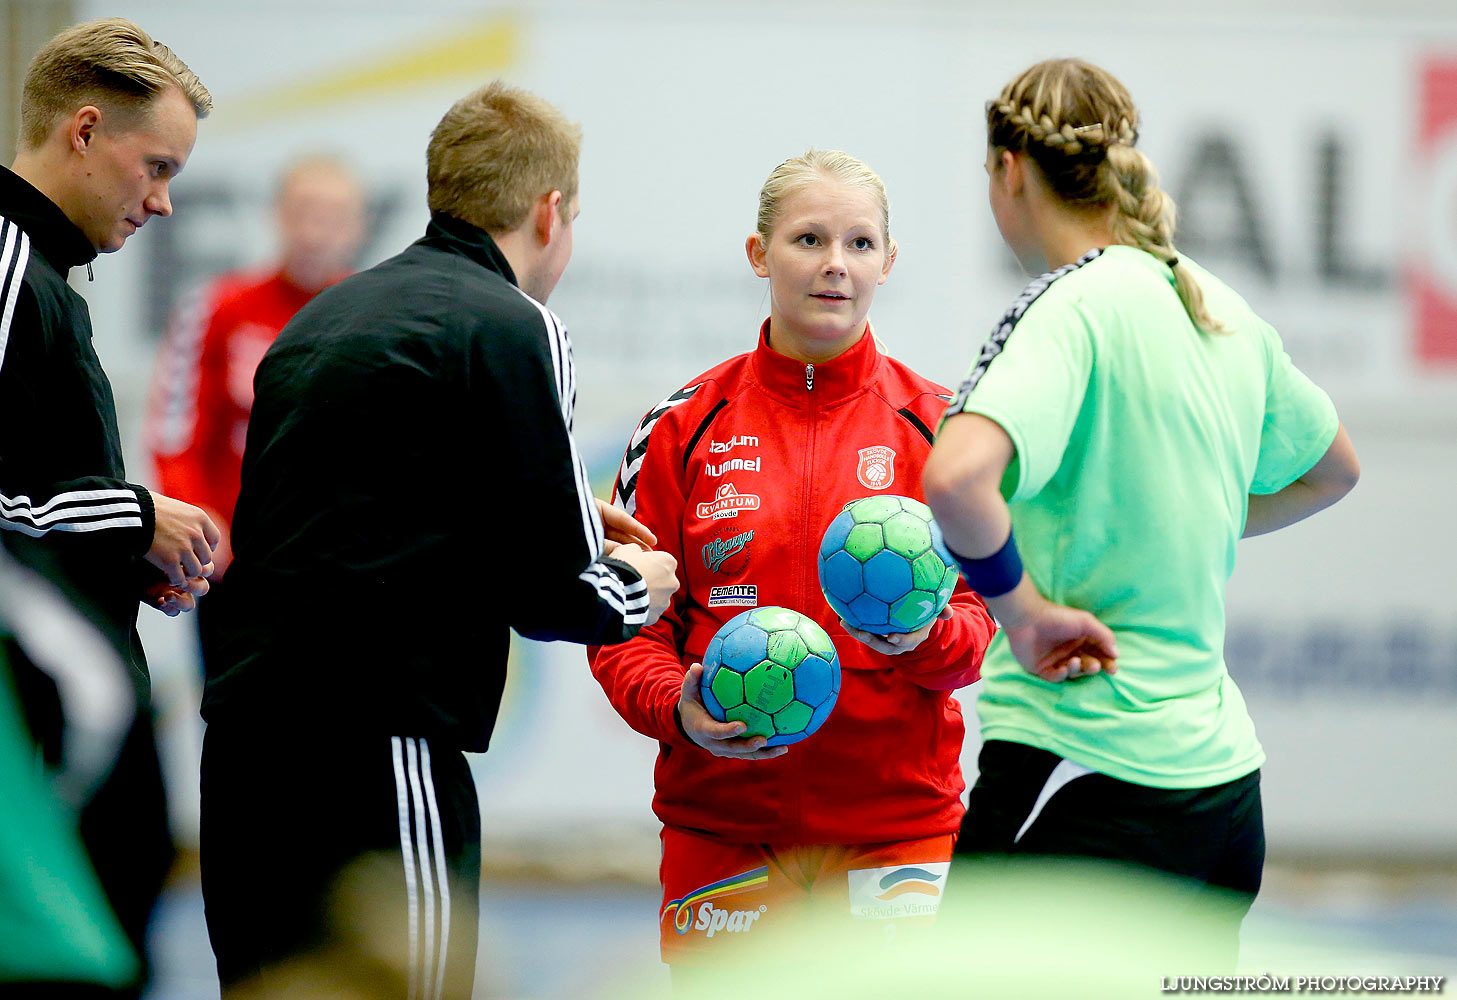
[204,212,649,750]
[0,167,157,690]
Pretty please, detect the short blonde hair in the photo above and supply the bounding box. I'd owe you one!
[19,17,211,150]
[987,58,1225,334]
[426,81,581,234]
[755,149,892,252]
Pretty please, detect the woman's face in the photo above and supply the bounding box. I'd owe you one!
[748,179,894,362]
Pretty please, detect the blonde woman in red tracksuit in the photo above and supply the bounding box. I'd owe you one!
[588,150,996,979]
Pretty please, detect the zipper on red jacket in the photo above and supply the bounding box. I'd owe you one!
[792,361,819,844]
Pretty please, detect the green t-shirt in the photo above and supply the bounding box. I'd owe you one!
[0,650,138,986]
[948,245,1338,788]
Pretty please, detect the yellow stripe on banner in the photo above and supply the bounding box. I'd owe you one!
[216,16,519,130]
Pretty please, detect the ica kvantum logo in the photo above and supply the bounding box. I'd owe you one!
[697,483,761,520]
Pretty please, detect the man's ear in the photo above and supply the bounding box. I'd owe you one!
[70,105,103,154]
[536,190,564,246]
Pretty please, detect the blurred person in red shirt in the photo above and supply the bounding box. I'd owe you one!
[145,155,366,581]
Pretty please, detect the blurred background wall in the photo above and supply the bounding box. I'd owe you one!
[8,0,1455,877]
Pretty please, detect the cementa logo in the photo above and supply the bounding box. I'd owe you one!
[708,584,758,607]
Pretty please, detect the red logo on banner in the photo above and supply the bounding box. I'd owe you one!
[1414,58,1457,365]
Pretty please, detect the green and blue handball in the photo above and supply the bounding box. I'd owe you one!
[818,495,959,635]
[700,607,841,747]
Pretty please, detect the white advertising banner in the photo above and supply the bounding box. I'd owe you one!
[94,2,1457,855]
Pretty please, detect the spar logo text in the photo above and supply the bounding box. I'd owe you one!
[661,866,769,937]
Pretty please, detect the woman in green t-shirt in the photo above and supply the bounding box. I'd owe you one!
[924,57,1360,958]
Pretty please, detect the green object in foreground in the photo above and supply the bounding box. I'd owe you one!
[0,648,138,986]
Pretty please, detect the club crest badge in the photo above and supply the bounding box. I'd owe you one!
[856,446,896,490]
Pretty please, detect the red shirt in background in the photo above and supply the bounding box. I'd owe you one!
[145,270,334,569]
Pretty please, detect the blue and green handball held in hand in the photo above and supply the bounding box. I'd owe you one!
[700,607,841,747]
[818,495,960,635]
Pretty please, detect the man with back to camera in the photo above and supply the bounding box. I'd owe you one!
[199,80,679,995]
[0,16,219,996]
[144,155,367,670]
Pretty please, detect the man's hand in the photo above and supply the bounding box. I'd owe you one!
[840,606,952,656]
[609,543,678,626]
[597,499,657,550]
[677,664,787,760]
[146,493,220,586]
[142,575,209,617]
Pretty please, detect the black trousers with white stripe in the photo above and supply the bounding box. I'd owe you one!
[200,725,480,998]
[958,740,1264,895]
[957,739,1264,965]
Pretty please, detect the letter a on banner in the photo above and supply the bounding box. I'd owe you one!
[1415,57,1457,366]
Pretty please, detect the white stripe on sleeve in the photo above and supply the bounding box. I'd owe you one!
[0,220,31,374]
[513,289,601,558]
[0,488,144,537]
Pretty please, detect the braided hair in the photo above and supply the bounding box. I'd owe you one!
[986,58,1225,334]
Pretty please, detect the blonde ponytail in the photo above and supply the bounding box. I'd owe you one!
[1104,144,1225,333]
[986,58,1227,334]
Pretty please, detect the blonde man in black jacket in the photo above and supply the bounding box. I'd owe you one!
[200,81,677,996]
[0,17,216,997]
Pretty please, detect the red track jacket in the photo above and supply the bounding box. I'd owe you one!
[144,270,332,558]
[589,323,996,845]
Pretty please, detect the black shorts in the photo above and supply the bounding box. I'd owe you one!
[200,724,480,998]
[958,739,1265,900]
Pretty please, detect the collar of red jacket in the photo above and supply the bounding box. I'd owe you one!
[751,318,881,404]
